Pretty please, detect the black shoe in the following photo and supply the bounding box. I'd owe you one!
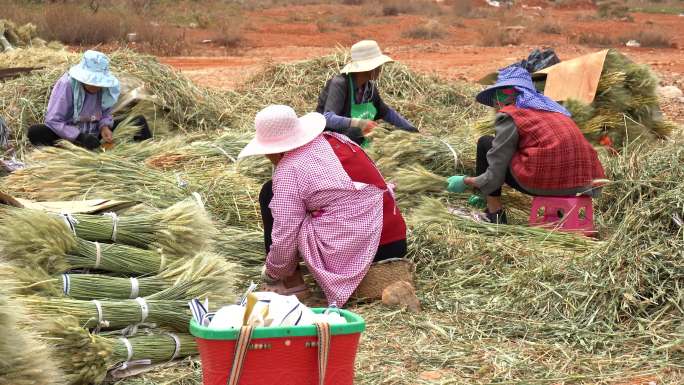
[484,208,508,224]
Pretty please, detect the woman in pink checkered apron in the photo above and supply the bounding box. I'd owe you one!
[237,105,408,307]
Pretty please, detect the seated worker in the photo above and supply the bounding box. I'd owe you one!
[238,105,408,307]
[446,66,606,224]
[27,50,151,150]
[316,40,418,146]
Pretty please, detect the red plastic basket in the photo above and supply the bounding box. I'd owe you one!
[190,308,365,385]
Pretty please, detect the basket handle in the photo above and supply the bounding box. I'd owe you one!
[226,322,331,385]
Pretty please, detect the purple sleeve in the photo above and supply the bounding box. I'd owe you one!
[382,108,418,132]
[323,111,352,131]
[44,75,80,141]
[98,107,114,129]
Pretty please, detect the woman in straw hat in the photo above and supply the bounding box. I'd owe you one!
[446,66,605,224]
[316,40,418,146]
[238,105,408,306]
[27,50,151,150]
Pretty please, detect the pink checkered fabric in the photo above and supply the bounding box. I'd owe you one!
[265,132,384,307]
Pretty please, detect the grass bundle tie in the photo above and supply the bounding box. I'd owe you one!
[103,212,120,242]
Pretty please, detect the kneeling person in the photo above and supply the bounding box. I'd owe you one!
[239,105,408,307]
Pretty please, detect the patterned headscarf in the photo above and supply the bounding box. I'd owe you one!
[476,65,571,117]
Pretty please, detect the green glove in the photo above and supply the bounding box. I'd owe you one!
[446,175,467,193]
[468,194,486,208]
[360,137,372,149]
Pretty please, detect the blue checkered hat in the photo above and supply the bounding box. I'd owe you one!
[476,65,571,116]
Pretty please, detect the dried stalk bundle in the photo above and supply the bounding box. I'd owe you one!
[70,196,215,257]
[392,164,448,196]
[0,207,182,276]
[21,295,189,331]
[2,252,237,303]
[43,317,196,385]
[369,128,476,178]
[0,288,64,385]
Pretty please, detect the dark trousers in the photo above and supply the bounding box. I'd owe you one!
[476,135,531,197]
[259,180,406,263]
[27,115,152,147]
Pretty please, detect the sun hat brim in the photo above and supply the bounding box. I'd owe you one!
[237,112,326,159]
[69,64,119,88]
[341,54,393,74]
[476,79,536,107]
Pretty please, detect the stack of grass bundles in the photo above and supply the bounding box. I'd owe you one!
[44,317,197,385]
[0,287,64,385]
[0,208,181,275]
[564,50,675,148]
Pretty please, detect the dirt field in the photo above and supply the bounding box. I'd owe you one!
[157,2,684,123]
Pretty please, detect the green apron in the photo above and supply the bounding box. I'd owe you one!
[349,77,377,148]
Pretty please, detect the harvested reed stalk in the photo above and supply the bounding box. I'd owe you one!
[69,196,215,257]
[43,316,196,385]
[21,295,189,331]
[0,288,64,385]
[70,238,177,275]
[411,197,600,252]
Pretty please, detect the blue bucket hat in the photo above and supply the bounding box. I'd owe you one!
[476,65,571,116]
[68,50,119,88]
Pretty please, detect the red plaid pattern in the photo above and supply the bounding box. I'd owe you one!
[266,133,385,307]
[502,105,606,191]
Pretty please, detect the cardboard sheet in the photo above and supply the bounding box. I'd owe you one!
[535,49,609,104]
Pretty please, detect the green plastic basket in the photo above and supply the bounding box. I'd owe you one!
[189,308,365,339]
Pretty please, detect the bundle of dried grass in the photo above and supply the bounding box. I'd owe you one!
[0,288,64,385]
[0,208,182,275]
[44,316,196,385]
[3,252,236,301]
[71,196,215,257]
[22,295,189,331]
[369,128,476,178]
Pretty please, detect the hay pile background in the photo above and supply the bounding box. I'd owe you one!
[0,49,682,384]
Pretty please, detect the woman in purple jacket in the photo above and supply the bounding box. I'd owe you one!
[27,50,151,150]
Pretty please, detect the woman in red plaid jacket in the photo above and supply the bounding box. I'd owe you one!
[447,66,606,224]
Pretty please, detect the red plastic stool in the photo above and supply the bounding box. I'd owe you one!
[529,196,596,236]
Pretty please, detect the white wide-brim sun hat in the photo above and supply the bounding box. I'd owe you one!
[237,105,326,159]
[340,40,394,74]
[68,50,119,88]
